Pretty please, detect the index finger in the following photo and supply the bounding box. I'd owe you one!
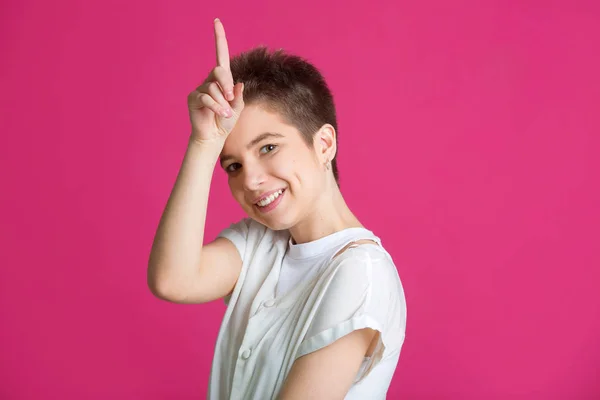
[214,18,230,71]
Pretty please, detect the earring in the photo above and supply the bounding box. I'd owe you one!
[325,160,331,170]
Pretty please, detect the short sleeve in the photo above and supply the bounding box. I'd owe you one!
[296,246,405,381]
[216,218,251,261]
[216,218,251,305]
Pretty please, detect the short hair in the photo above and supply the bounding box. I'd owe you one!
[230,46,340,184]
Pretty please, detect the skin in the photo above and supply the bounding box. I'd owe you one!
[279,326,379,399]
[195,19,379,397]
[220,104,365,244]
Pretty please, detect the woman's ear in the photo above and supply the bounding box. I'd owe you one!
[316,124,337,162]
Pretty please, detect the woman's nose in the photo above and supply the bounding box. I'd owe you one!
[241,165,266,191]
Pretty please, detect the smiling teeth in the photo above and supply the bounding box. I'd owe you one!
[257,189,283,207]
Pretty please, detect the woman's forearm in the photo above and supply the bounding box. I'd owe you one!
[147,137,224,294]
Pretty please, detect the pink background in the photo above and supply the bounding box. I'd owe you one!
[1,0,599,398]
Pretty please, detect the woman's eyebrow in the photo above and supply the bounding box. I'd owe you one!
[247,132,284,149]
[220,132,284,167]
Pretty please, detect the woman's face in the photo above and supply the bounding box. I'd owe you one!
[220,104,331,231]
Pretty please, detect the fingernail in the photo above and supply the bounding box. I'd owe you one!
[227,90,234,101]
[220,109,230,118]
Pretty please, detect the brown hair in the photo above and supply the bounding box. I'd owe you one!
[230,46,340,184]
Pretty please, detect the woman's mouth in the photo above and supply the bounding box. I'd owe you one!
[254,189,285,213]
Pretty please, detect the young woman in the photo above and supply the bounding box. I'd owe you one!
[148,18,407,399]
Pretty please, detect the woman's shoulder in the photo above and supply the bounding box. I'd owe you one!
[327,235,404,290]
[313,236,406,332]
[223,217,289,244]
[332,231,392,263]
[325,237,398,281]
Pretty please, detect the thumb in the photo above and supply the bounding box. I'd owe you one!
[230,82,245,112]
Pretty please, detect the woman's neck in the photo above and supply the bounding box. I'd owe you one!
[288,184,363,245]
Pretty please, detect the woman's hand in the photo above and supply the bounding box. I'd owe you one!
[187,18,244,145]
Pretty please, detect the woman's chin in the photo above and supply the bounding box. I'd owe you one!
[247,198,295,230]
[252,212,295,231]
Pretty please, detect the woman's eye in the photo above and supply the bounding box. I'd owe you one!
[259,144,277,154]
[226,163,241,173]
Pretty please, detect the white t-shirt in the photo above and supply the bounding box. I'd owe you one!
[207,218,407,399]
